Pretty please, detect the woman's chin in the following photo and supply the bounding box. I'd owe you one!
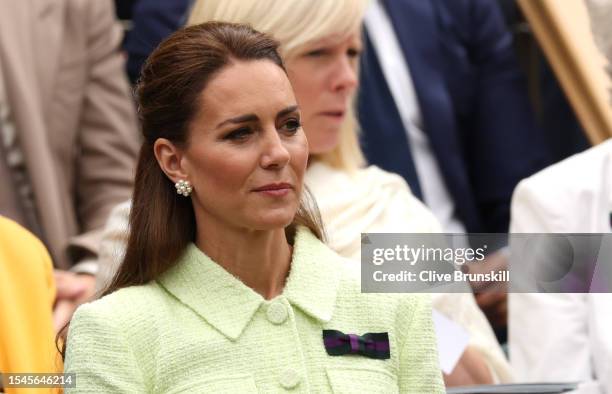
[247,213,297,231]
[306,128,341,155]
[308,140,340,156]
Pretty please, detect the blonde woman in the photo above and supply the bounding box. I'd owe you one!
[97,0,511,385]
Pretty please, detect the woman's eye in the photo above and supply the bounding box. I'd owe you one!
[224,127,252,141]
[305,48,327,57]
[282,118,301,133]
[347,47,361,58]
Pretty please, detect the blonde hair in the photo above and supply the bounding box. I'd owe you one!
[188,0,368,171]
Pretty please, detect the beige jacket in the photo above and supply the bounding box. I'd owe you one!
[0,0,139,269]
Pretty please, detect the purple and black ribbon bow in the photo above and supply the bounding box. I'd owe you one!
[322,330,390,359]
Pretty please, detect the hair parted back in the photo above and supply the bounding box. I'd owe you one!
[188,0,369,171]
[91,21,325,301]
[122,21,323,293]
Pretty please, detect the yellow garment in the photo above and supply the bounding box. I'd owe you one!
[0,216,61,394]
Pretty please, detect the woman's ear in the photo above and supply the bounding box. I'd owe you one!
[153,138,188,183]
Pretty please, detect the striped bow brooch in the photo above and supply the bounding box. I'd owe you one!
[322,329,390,360]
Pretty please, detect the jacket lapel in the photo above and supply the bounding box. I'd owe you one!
[381,0,476,229]
[382,0,457,147]
[283,228,341,323]
[359,26,423,198]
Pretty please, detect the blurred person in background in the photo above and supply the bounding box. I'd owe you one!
[509,138,612,393]
[63,22,445,392]
[510,1,612,391]
[123,0,193,84]
[114,0,138,21]
[0,0,139,332]
[0,216,60,394]
[498,0,591,164]
[358,0,554,342]
[97,0,511,385]
[359,0,549,238]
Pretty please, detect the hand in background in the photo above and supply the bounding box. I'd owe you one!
[443,346,494,387]
[53,270,97,333]
[468,250,509,336]
[475,291,508,330]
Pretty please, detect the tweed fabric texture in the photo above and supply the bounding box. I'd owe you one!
[65,227,444,393]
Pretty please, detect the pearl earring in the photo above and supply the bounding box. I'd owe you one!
[175,179,192,197]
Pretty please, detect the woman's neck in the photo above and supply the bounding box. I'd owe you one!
[194,222,292,300]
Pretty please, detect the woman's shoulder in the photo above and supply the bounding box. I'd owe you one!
[358,165,412,189]
[72,282,165,326]
[306,162,421,205]
[344,164,424,206]
[306,162,410,190]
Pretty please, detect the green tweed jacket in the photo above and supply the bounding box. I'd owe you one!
[64,227,444,393]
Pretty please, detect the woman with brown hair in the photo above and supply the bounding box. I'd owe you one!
[62,22,443,393]
[97,0,510,385]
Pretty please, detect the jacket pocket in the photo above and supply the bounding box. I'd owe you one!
[165,373,258,393]
[326,366,399,394]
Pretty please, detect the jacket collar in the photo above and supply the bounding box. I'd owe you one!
[157,227,342,341]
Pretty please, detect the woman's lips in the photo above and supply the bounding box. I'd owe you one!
[252,183,293,197]
[321,110,344,117]
[320,111,345,122]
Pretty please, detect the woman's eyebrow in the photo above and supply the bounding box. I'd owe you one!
[216,113,258,128]
[277,105,299,118]
[216,105,299,128]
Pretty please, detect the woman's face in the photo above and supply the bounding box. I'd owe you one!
[286,31,362,155]
[160,60,308,232]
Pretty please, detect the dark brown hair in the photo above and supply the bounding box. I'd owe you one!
[58,21,324,359]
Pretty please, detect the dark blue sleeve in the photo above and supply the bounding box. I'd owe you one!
[124,0,191,84]
[442,0,552,233]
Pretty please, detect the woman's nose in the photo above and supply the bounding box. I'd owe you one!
[331,56,358,94]
[260,129,290,169]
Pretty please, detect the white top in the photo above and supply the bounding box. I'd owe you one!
[304,162,442,258]
[510,139,612,394]
[364,0,467,235]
